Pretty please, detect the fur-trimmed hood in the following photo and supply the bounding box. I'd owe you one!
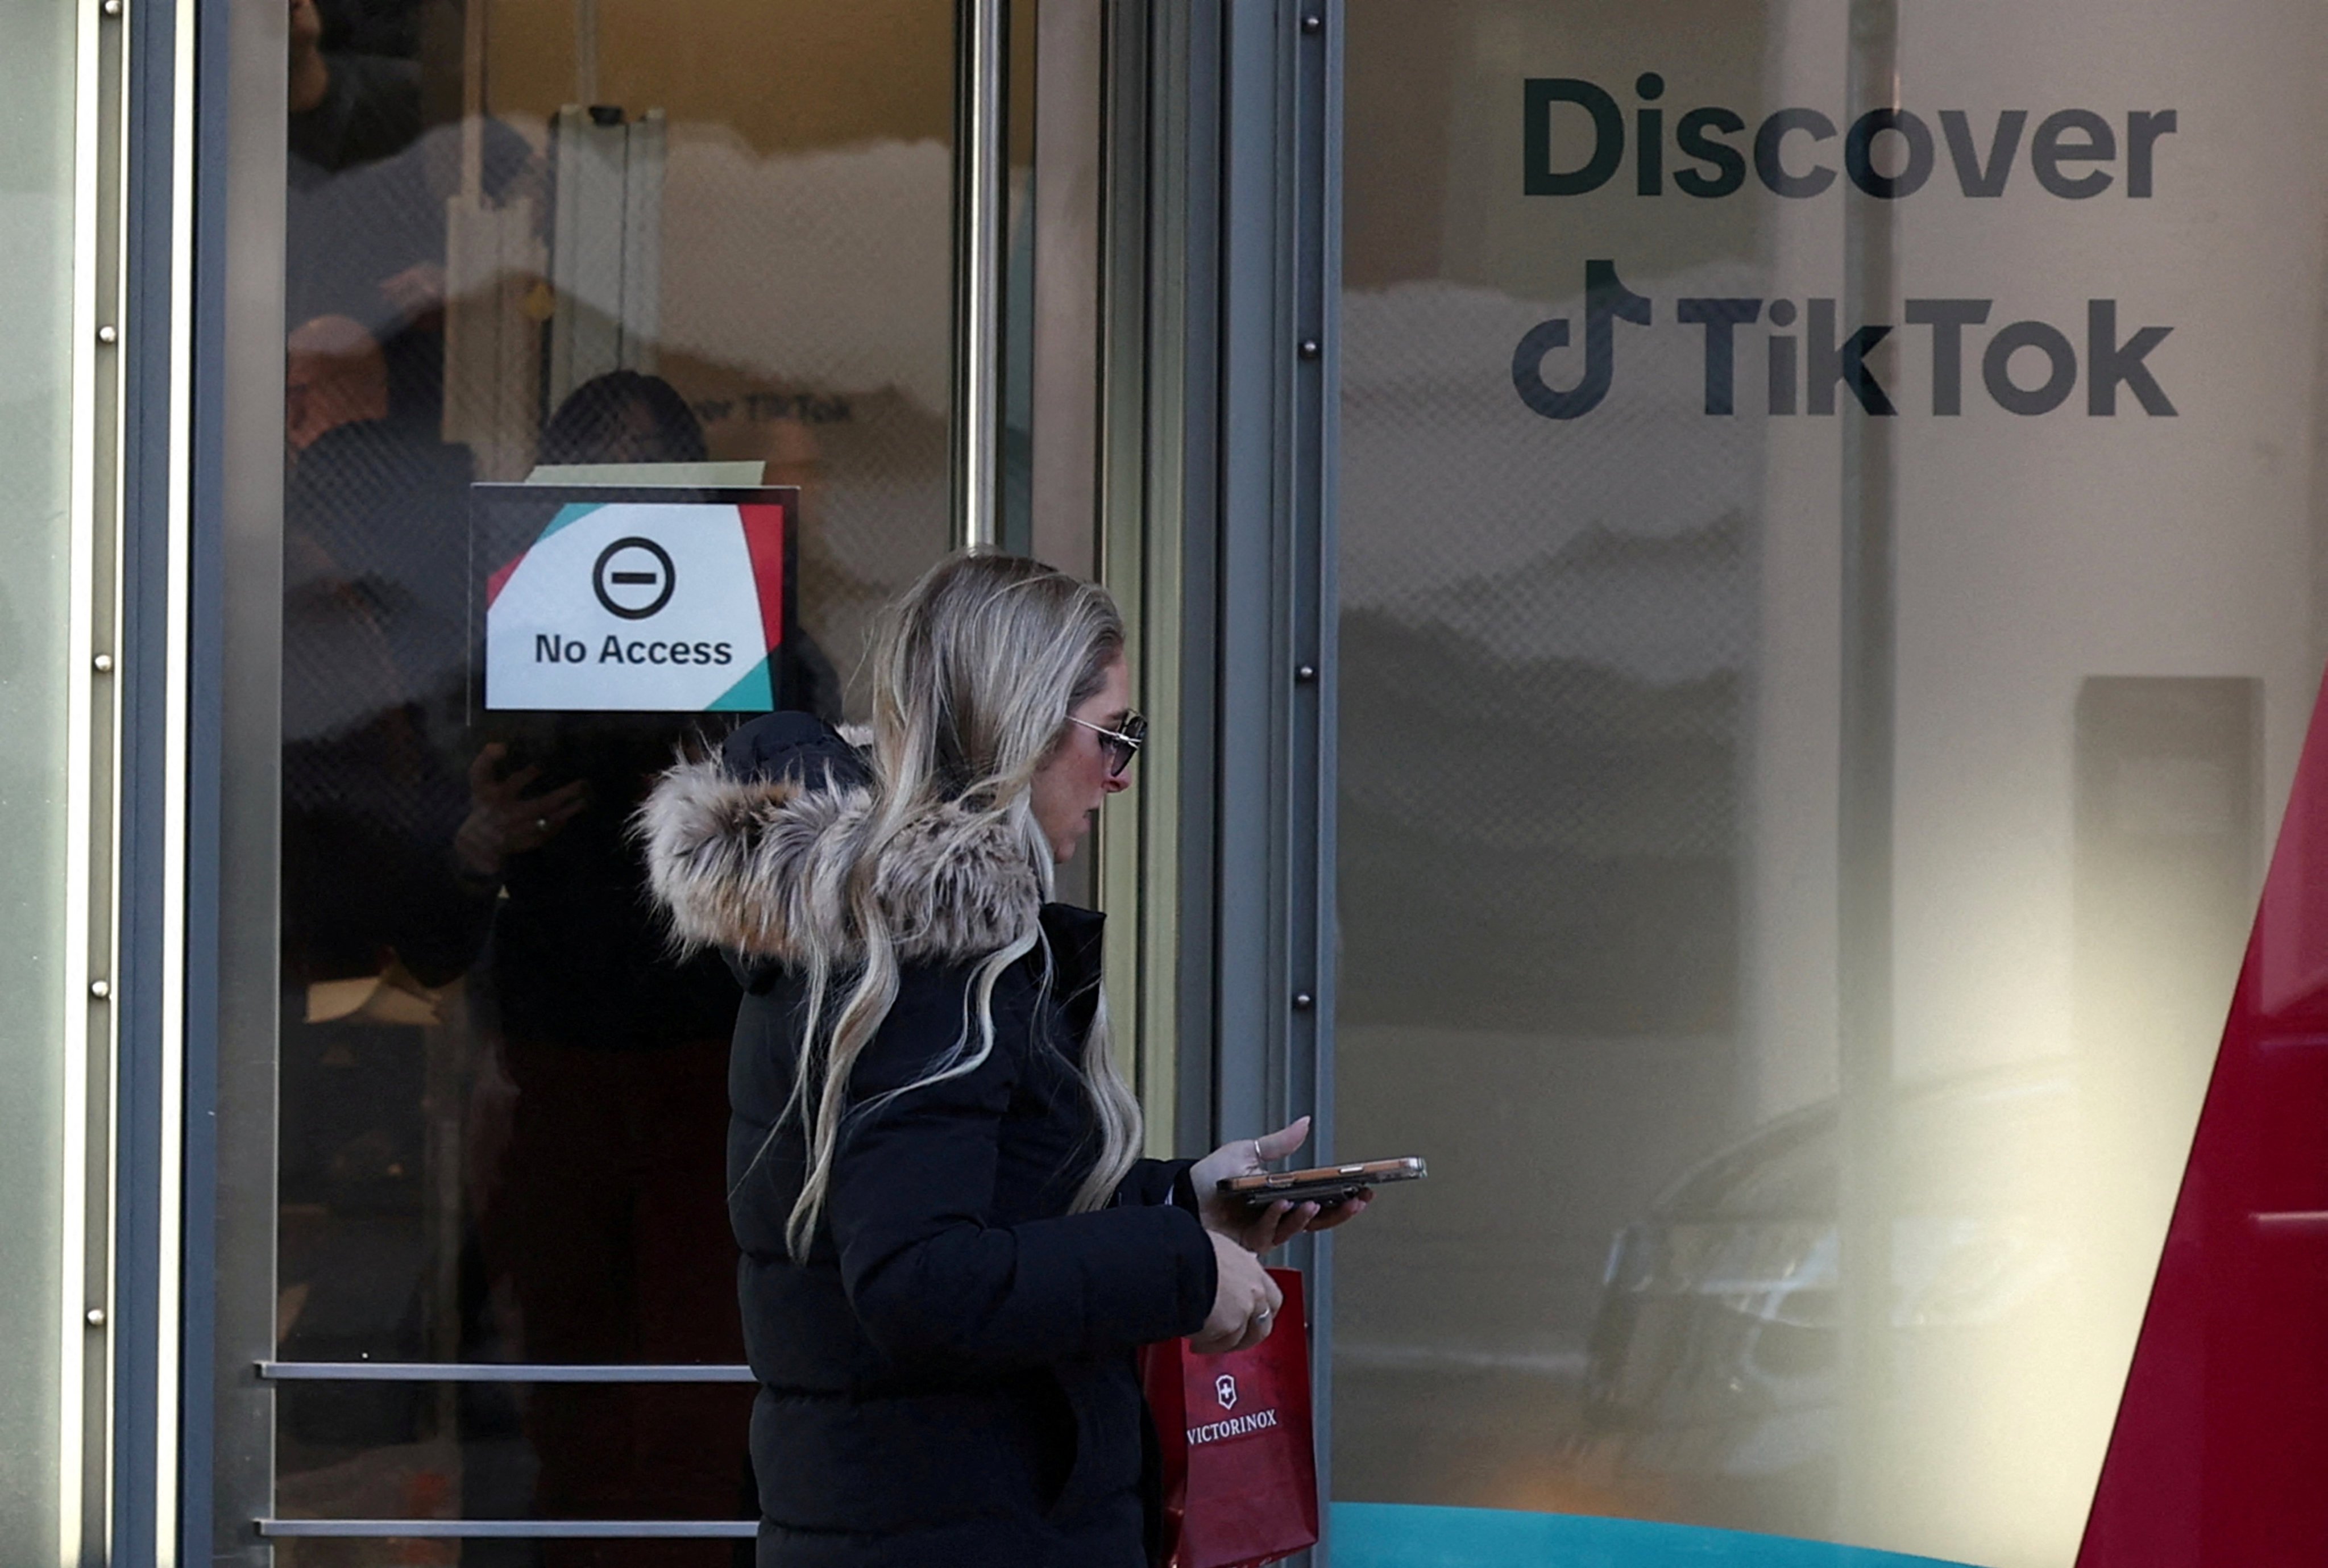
[636,716,1046,966]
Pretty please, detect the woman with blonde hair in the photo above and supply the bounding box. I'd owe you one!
[640,552,1365,1566]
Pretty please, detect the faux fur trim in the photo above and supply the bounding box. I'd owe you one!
[636,756,1045,964]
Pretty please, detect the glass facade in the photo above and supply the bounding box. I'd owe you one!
[1333,2,2328,1565]
[0,0,84,1557]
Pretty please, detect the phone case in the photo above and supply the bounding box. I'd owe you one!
[1220,1157,1426,1206]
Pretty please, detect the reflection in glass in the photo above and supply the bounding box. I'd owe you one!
[274,0,956,1550]
[1333,2,2327,1564]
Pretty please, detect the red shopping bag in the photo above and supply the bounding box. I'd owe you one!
[1142,1267,1319,1568]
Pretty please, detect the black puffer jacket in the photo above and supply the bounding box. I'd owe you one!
[640,713,1218,1567]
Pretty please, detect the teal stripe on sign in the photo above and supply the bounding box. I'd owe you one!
[705,655,773,713]
[534,501,607,543]
[1329,1505,1980,1568]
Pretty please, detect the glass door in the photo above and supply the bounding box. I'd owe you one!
[213,0,1140,1555]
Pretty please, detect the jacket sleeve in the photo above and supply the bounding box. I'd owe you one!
[827,968,1217,1366]
[1115,1157,1201,1215]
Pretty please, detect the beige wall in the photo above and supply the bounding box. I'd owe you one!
[484,0,955,154]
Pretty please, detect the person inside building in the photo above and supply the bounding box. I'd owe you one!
[537,369,848,719]
[469,371,761,1561]
[537,367,713,468]
[637,552,1370,1567]
[284,313,476,723]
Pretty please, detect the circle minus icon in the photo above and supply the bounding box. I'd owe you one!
[593,536,678,620]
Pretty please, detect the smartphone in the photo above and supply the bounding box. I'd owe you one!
[1219,1157,1426,1208]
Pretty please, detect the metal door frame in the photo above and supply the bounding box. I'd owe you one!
[1152,0,1343,1552]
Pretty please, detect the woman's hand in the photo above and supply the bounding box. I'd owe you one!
[1190,1115,1375,1253]
[1191,1232,1284,1354]
[454,743,589,880]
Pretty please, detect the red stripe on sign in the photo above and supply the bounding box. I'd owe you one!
[739,502,787,653]
[2077,668,2328,1566]
[484,550,525,609]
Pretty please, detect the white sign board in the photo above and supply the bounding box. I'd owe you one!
[478,492,791,712]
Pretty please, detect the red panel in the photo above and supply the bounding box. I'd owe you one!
[2078,672,2328,1567]
[484,548,525,609]
[738,502,789,652]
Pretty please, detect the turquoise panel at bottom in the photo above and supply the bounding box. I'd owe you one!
[1329,1504,1978,1568]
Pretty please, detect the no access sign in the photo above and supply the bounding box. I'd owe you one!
[471,485,797,713]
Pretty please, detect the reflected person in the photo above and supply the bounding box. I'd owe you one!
[539,370,844,719]
[273,315,550,1426]
[287,0,532,423]
[284,313,474,726]
[472,372,758,1562]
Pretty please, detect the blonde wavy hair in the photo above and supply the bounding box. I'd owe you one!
[775,552,1142,1257]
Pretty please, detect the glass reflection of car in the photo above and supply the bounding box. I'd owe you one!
[1578,1068,2076,1530]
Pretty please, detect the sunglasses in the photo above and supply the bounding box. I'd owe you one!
[1068,711,1147,777]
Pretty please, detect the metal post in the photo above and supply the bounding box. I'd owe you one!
[195,0,289,1555]
[953,0,1009,551]
[1836,0,1900,1539]
[1209,0,1339,1555]
[1165,0,1225,1159]
[1032,0,1103,579]
[574,0,599,106]
[113,0,199,1557]
[64,0,134,1550]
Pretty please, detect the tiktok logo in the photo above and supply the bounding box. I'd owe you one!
[1510,259,1653,420]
